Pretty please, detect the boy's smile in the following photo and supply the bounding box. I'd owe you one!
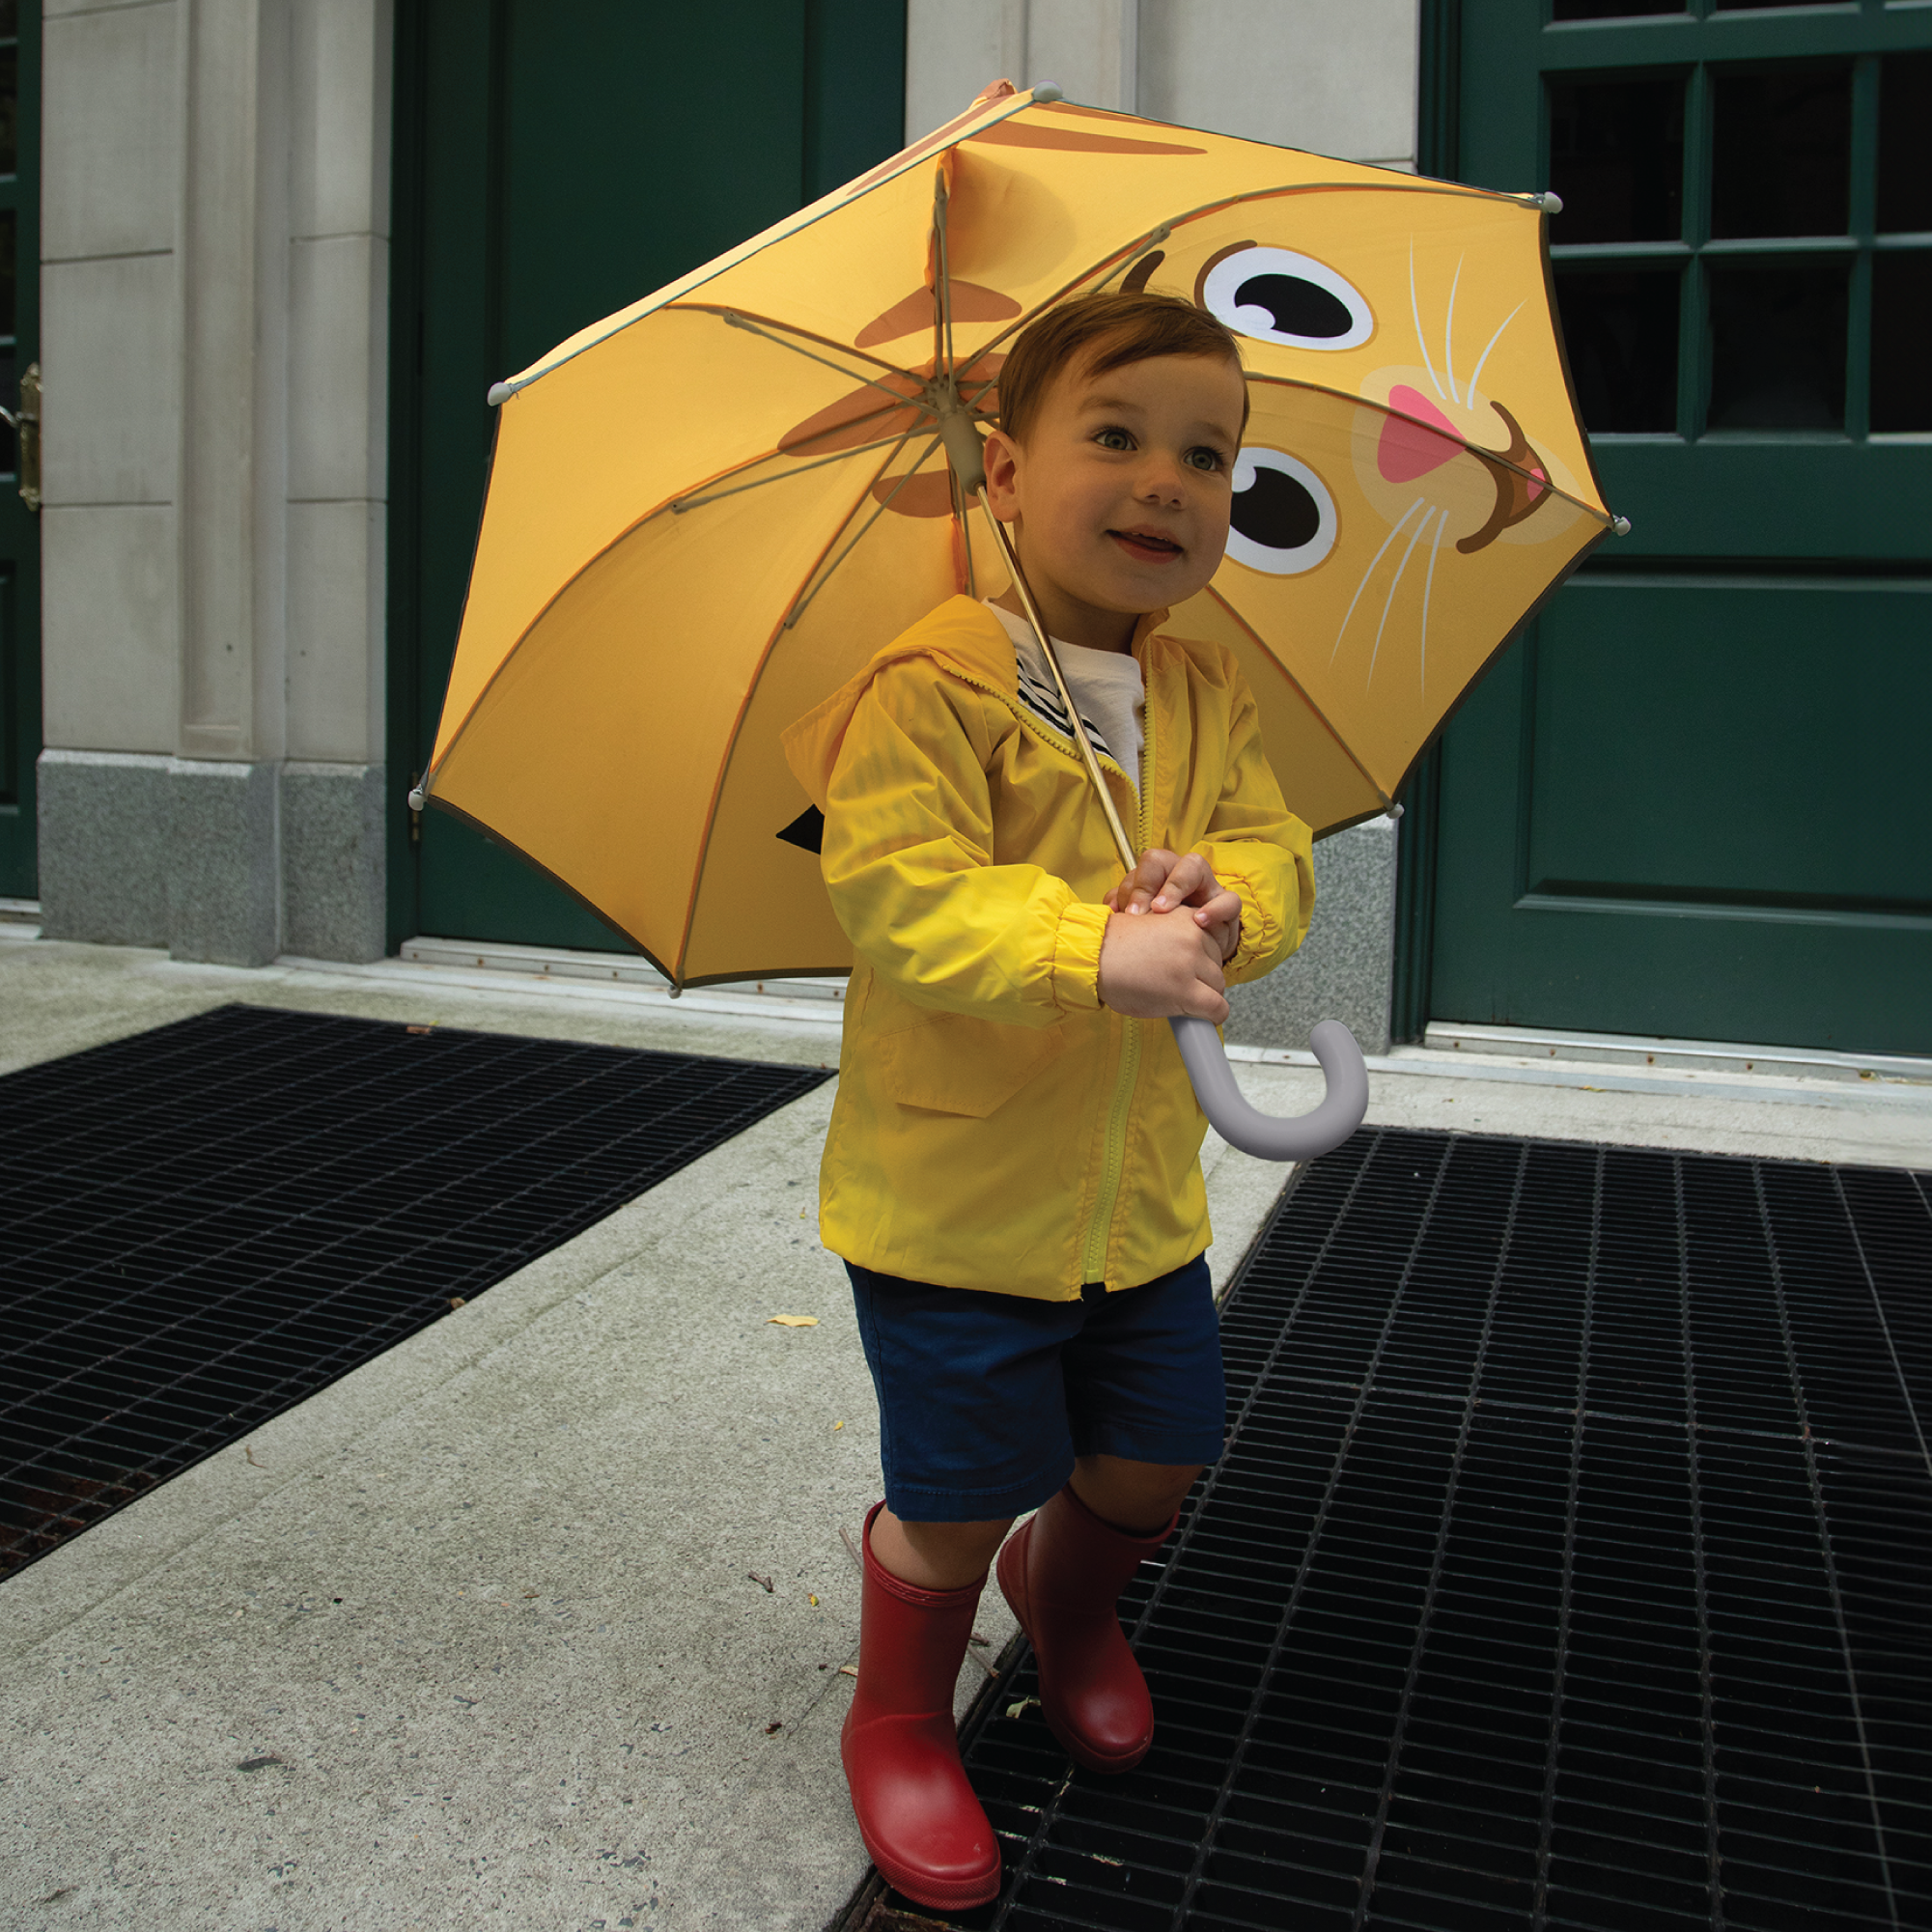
[983,348,1248,653]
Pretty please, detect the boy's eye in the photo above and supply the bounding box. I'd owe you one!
[1186,447,1227,473]
[1093,426,1135,451]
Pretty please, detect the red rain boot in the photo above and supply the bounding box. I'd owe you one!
[840,1502,1002,1911]
[996,1482,1174,1773]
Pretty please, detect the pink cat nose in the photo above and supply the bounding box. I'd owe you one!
[1378,384,1465,484]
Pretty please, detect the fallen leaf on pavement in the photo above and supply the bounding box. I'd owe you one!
[768,1315,818,1328]
[1005,1696,1040,1722]
[765,1721,783,1734]
[839,1665,858,1678]
[747,1573,773,1592]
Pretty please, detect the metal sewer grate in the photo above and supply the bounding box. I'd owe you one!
[909,1128,1931,1932]
[0,1003,829,1579]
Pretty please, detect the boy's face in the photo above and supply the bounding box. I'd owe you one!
[983,347,1247,650]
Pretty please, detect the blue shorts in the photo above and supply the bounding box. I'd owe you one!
[846,1255,1226,1524]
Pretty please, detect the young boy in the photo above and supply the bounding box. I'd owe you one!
[782,292,1314,1910]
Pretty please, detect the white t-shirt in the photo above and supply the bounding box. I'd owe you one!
[985,600,1146,796]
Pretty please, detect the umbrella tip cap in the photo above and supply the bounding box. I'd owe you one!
[1611,515,1633,537]
[406,786,426,812]
[487,379,516,407]
[1536,190,1563,214]
[1030,81,1064,103]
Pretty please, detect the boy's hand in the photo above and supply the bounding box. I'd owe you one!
[1098,908,1229,1022]
[1104,848,1244,964]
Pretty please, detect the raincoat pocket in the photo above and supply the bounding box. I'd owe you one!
[875,1010,1070,1118]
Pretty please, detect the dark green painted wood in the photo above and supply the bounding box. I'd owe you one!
[0,5,39,899]
[1432,577,1931,1052]
[1390,0,1462,1039]
[387,0,907,952]
[1417,0,1932,1052]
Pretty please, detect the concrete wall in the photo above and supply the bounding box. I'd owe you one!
[908,0,1419,1053]
[907,0,1417,168]
[39,0,391,966]
[34,0,1415,1027]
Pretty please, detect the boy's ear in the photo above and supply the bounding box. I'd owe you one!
[981,427,1022,521]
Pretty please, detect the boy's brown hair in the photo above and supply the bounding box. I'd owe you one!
[995,291,1248,446]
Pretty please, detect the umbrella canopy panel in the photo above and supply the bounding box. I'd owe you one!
[426,89,1609,985]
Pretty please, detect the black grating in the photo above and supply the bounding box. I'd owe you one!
[920,1128,1931,1932]
[0,1004,829,1578]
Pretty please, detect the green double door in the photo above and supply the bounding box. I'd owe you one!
[0,0,38,901]
[387,0,906,952]
[1421,0,1930,1053]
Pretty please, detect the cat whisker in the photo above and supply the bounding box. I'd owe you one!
[1443,256,1466,405]
[1418,506,1449,694]
[1367,507,1436,689]
[1409,241,1446,401]
[1465,301,1525,410]
[1331,497,1425,665]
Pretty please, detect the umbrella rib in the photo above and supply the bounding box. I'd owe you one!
[961,179,1531,369]
[720,311,932,412]
[934,170,957,379]
[1201,583,1394,816]
[1366,507,1436,688]
[671,427,925,514]
[1409,241,1447,402]
[1418,508,1449,694]
[1464,302,1525,407]
[1332,497,1424,665]
[783,434,946,631]
[1246,371,1608,522]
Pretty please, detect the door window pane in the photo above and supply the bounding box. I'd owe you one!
[1870,252,1932,433]
[1710,64,1853,238]
[1877,54,1932,237]
[0,207,13,475]
[1707,262,1848,429]
[1548,75,1685,242]
[0,42,14,178]
[1556,268,1680,433]
[1552,0,1683,16]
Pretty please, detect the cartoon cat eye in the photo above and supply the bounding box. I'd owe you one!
[1225,448,1338,576]
[1198,246,1376,352]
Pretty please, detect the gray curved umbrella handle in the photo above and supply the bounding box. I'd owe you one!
[1169,1015,1369,1162]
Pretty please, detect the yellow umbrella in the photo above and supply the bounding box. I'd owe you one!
[415,79,1617,997]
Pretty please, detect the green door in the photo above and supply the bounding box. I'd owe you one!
[387,0,906,952]
[0,0,39,900]
[1415,0,1931,1054]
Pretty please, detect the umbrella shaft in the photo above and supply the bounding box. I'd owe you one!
[975,495,1138,877]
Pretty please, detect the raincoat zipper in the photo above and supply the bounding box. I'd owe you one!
[1079,677,1155,1286]
[935,650,1156,1291]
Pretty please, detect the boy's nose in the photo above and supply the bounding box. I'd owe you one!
[1134,457,1188,504]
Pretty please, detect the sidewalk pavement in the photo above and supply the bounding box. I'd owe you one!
[2,932,1926,1932]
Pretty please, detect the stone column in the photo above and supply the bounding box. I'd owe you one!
[279,0,391,963]
[38,0,391,966]
[906,0,1139,134]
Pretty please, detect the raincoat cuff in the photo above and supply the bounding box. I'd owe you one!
[1051,900,1110,1011]
[1203,849,1280,983]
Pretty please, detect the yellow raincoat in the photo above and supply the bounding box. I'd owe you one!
[782,596,1315,1301]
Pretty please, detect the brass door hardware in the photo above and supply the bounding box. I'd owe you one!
[0,363,41,511]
